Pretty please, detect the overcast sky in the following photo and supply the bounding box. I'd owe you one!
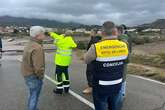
[0,0,165,26]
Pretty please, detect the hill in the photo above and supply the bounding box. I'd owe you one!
[136,19,165,29]
[0,16,82,28]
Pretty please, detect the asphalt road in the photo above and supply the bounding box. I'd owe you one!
[0,56,165,110]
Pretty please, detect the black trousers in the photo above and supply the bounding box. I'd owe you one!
[86,63,93,87]
[55,65,70,90]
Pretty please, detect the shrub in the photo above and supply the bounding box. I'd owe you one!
[143,36,152,43]
[131,53,165,69]
[132,36,145,45]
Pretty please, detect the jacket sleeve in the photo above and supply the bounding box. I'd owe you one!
[84,44,96,64]
[49,32,64,42]
[71,39,77,48]
[67,36,77,48]
[87,36,102,50]
[31,47,45,79]
[87,36,94,50]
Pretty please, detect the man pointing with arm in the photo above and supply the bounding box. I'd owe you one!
[48,32,77,94]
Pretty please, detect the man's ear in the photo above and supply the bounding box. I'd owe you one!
[35,34,40,39]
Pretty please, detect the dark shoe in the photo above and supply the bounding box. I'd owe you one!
[64,87,69,93]
[53,89,63,94]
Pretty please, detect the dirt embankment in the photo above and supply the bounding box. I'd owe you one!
[128,41,165,82]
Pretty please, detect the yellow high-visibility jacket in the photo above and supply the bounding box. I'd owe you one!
[49,32,77,66]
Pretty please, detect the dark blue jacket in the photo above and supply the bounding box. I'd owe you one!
[87,36,102,50]
[86,36,102,72]
[0,37,2,49]
[93,60,124,95]
[92,39,128,95]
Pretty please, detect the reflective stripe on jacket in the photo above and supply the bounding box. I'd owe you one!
[50,32,77,66]
[93,39,128,95]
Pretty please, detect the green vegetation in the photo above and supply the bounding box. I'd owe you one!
[130,32,162,45]
[131,53,165,69]
[132,36,145,44]
[128,64,165,83]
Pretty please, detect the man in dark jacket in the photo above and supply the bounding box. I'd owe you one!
[0,37,2,65]
[118,24,132,53]
[0,37,2,51]
[83,29,102,94]
[117,25,132,98]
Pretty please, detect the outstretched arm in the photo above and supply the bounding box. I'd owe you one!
[49,32,64,41]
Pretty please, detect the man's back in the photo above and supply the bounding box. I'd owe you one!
[93,40,128,91]
[57,36,77,49]
[21,39,45,79]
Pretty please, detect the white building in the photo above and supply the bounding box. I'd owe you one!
[75,28,86,32]
[142,28,161,32]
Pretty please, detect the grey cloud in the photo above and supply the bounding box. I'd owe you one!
[0,0,165,26]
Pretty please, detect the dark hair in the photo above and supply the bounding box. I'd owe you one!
[117,25,124,33]
[120,24,127,30]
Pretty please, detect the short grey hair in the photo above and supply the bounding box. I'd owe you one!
[102,21,115,36]
[30,26,45,38]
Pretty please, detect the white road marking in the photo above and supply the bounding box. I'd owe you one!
[69,90,95,109]
[45,75,95,109]
[15,54,165,87]
[129,75,165,86]
[17,58,95,109]
[16,57,165,109]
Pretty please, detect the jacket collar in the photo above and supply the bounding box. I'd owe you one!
[102,36,118,40]
[30,38,43,45]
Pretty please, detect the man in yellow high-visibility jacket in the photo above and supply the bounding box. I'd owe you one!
[48,32,77,94]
